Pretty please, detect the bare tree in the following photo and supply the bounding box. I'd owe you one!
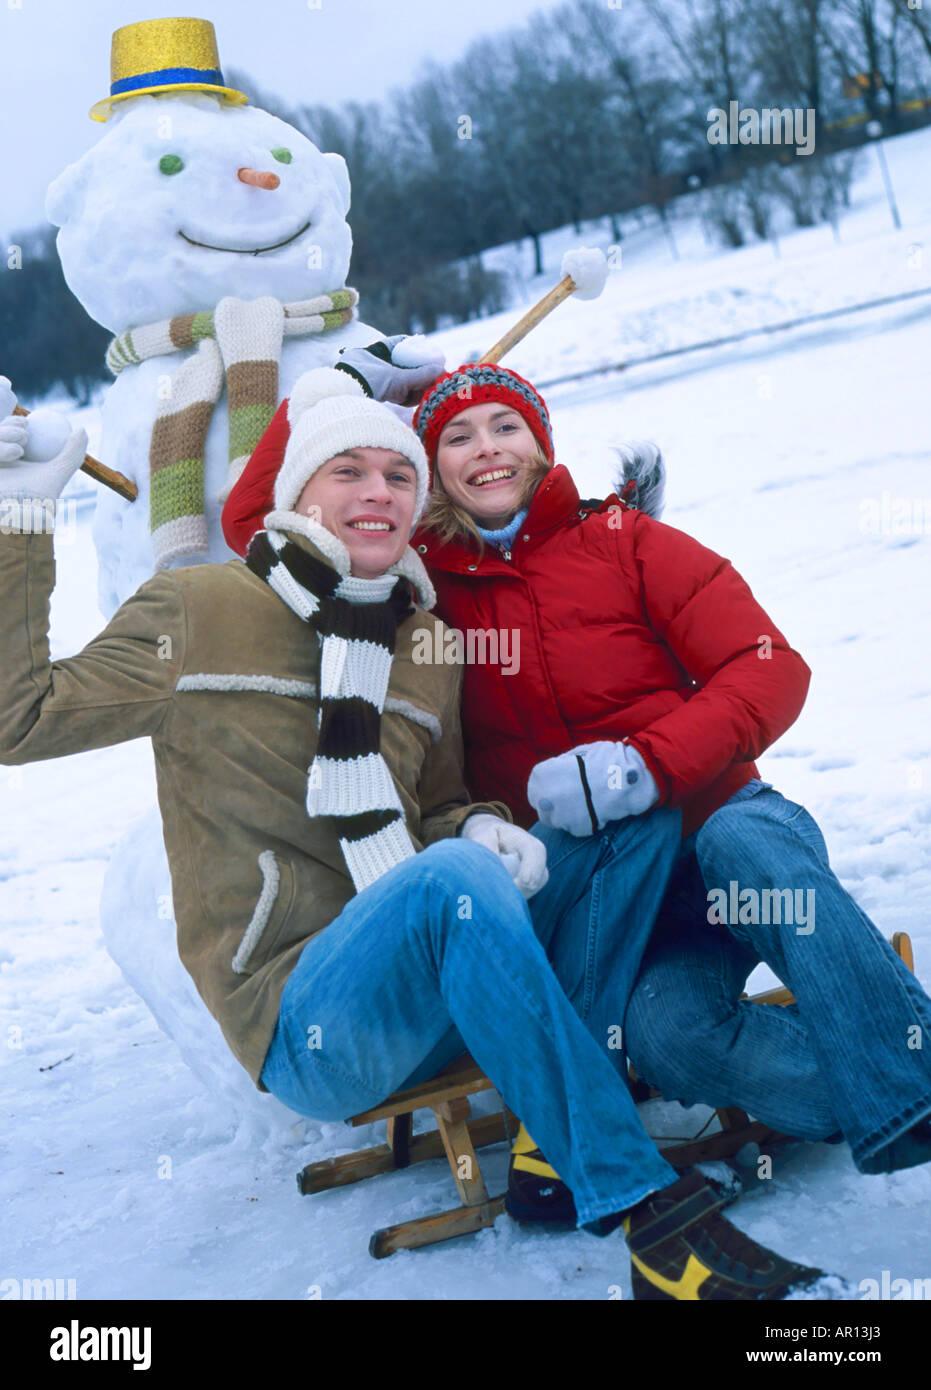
[636,0,759,172]
[557,0,689,253]
[891,0,931,63]
[743,0,830,144]
[823,0,913,128]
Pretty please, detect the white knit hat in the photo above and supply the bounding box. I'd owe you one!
[272,368,431,522]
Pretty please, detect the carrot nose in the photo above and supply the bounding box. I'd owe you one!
[238,167,280,190]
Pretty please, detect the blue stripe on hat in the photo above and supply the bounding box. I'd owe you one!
[111,66,226,96]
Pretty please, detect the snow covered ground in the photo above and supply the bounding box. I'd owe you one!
[3,127,930,1301]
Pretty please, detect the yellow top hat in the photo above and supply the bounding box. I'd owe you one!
[89,17,249,122]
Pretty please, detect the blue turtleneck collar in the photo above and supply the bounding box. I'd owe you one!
[474,507,528,549]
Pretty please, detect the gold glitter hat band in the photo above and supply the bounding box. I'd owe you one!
[89,17,248,122]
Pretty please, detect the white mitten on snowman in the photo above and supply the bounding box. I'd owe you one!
[0,378,87,531]
[335,335,446,407]
[527,741,660,837]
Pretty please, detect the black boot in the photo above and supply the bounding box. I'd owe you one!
[588,1170,824,1301]
[504,1123,577,1226]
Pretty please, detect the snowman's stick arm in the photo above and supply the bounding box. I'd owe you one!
[12,404,138,503]
[478,275,577,364]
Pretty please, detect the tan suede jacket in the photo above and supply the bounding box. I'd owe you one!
[0,527,509,1087]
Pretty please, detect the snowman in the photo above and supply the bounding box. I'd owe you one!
[20,17,442,1130]
[45,17,441,619]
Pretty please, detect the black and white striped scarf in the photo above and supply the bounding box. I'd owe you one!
[245,527,417,893]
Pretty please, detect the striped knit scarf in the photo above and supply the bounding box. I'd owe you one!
[245,526,418,894]
[106,290,358,570]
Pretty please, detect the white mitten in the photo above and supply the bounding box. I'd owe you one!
[0,413,28,466]
[0,417,88,530]
[460,813,549,899]
[527,741,660,837]
[335,335,446,407]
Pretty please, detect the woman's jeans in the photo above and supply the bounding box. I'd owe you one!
[260,810,685,1228]
[624,779,931,1174]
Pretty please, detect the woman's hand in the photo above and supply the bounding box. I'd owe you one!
[528,741,660,836]
[460,813,549,899]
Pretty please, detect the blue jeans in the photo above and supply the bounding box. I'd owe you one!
[624,779,931,1174]
[260,811,684,1227]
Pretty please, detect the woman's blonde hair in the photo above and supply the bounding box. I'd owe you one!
[420,446,554,555]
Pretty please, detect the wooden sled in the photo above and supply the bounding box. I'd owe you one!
[296,931,915,1258]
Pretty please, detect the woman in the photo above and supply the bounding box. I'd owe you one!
[224,351,931,1291]
[410,362,931,1178]
[0,370,825,1301]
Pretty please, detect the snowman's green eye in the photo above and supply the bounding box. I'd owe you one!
[271,147,292,164]
[159,154,184,175]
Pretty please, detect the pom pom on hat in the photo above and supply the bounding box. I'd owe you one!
[561,247,609,301]
[286,366,366,426]
[274,368,430,522]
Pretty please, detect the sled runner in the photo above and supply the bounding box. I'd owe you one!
[296,931,915,1257]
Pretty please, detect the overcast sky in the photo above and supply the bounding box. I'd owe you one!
[2,0,562,236]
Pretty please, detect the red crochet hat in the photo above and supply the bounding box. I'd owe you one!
[413,363,554,467]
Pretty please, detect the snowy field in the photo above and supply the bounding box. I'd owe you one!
[2,126,931,1301]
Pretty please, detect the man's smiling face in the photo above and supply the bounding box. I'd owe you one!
[295,448,419,579]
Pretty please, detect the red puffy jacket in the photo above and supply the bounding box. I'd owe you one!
[222,409,811,840]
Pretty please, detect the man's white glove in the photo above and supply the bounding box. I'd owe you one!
[0,411,88,530]
[0,413,28,466]
[460,814,549,899]
[335,335,446,407]
[527,741,660,837]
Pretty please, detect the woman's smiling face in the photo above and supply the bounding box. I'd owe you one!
[435,402,541,528]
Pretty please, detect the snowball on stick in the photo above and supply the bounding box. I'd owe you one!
[11,404,137,499]
[17,408,71,463]
[1,375,130,487]
[479,246,609,365]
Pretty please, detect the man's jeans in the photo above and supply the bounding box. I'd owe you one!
[624,779,931,1174]
[260,810,684,1228]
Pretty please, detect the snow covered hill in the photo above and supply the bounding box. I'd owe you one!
[2,125,930,1301]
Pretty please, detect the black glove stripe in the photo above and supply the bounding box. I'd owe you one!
[333,360,374,398]
[575,756,599,836]
[366,340,394,363]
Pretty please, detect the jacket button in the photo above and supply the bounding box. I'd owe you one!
[522,534,530,542]
[467,563,478,571]
[417,544,427,554]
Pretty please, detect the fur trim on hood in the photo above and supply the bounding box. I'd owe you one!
[611,441,666,520]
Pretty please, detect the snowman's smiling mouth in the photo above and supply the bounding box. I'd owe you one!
[178,221,312,255]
